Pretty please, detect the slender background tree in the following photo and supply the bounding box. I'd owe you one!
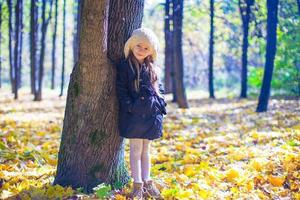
[256,0,279,112]
[172,0,188,108]
[35,0,53,100]
[51,0,58,90]
[239,0,255,98]
[164,0,173,95]
[208,0,215,98]
[59,0,66,96]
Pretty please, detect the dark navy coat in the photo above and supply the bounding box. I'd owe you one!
[116,59,167,140]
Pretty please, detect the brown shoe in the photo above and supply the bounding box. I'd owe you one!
[143,179,163,200]
[129,182,145,200]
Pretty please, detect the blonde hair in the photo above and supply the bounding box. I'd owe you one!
[127,51,163,99]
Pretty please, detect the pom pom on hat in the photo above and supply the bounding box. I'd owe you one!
[124,28,159,61]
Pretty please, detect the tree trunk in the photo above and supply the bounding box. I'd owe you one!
[14,0,22,99]
[53,0,145,192]
[208,0,215,98]
[297,0,300,15]
[164,0,173,94]
[35,0,53,101]
[7,0,15,93]
[30,0,38,95]
[107,1,144,63]
[18,0,23,89]
[73,0,80,67]
[239,0,254,98]
[51,0,58,90]
[0,1,2,88]
[60,0,66,96]
[256,0,279,112]
[173,0,188,108]
[169,1,178,103]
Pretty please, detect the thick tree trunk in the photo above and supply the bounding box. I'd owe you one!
[51,0,58,90]
[208,0,215,98]
[256,0,279,112]
[54,0,145,192]
[60,0,66,96]
[107,1,144,63]
[164,0,173,94]
[239,0,254,98]
[173,0,188,108]
[30,0,38,94]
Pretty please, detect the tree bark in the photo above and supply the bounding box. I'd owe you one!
[297,0,300,15]
[107,1,144,63]
[164,0,173,94]
[30,0,38,94]
[17,0,23,89]
[73,0,80,67]
[60,0,66,96]
[35,0,53,101]
[14,0,22,99]
[256,0,279,112]
[51,0,58,89]
[170,1,177,103]
[209,0,215,98]
[7,0,15,93]
[239,0,254,98]
[173,0,188,108]
[54,0,145,192]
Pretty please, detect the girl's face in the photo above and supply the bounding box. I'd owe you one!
[132,42,152,63]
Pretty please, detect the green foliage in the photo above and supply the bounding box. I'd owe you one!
[76,187,84,193]
[112,181,123,190]
[93,183,112,199]
[287,139,300,147]
[248,67,263,88]
[272,10,300,96]
[247,0,300,97]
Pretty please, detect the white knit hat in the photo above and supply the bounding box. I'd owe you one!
[124,28,159,61]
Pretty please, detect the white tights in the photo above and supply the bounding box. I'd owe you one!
[129,138,151,183]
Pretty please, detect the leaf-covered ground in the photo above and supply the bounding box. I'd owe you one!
[0,89,299,199]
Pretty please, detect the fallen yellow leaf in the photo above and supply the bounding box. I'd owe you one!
[268,175,285,187]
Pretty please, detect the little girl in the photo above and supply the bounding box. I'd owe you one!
[116,28,167,200]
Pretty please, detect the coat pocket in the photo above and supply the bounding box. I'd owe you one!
[131,96,157,116]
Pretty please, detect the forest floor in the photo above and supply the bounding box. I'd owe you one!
[0,89,299,199]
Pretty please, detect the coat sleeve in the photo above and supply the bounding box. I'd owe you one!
[157,81,167,115]
[116,62,134,113]
[154,65,167,107]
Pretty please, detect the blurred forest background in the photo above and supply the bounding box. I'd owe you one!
[145,0,300,98]
[0,0,299,99]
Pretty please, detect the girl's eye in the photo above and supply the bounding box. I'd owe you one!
[144,48,148,51]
